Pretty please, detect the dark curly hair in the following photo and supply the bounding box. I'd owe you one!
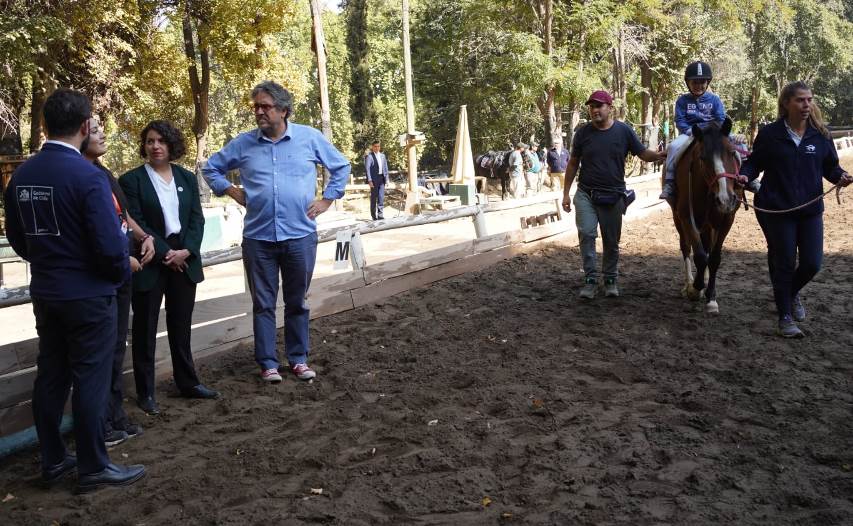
[139,120,186,160]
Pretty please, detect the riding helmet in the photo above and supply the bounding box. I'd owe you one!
[685,61,713,82]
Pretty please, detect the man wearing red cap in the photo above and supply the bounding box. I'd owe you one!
[562,90,666,299]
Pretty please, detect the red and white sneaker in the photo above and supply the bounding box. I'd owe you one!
[261,368,282,384]
[291,363,316,380]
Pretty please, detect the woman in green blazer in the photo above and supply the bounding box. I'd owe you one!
[119,120,219,415]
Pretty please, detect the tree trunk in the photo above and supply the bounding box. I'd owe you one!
[310,0,334,194]
[749,83,759,146]
[182,2,211,203]
[28,70,51,153]
[536,0,561,146]
[346,0,375,155]
[611,27,627,119]
[639,61,652,174]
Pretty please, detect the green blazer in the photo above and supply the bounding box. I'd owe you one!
[119,163,205,292]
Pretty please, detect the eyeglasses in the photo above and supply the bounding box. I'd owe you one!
[252,103,277,113]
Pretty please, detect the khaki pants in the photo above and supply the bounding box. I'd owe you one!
[549,171,564,191]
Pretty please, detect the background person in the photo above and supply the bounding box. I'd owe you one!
[546,139,568,190]
[365,140,389,220]
[740,81,852,338]
[508,143,525,198]
[526,144,542,194]
[203,80,351,383]
[83,116,152,446]
[562,90,666,299]
[3,88,144,492]
[119,120,219,416]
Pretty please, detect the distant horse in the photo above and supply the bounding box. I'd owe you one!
[669,117,745,314]
[475,150,513,200]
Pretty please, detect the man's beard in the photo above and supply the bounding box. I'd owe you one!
[80,135,91,154]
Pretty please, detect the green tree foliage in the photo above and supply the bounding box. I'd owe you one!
[413,0,548,162]
[1,0,851,175]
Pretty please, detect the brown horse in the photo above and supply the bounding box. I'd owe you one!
[669,117,745,314]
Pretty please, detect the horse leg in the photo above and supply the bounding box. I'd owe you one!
[690,230,711,298]
[705,219,734,314]
[677,202,706,301]
[704,240,722,314]
[673,216,694,297]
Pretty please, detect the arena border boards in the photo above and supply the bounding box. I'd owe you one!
[0,220,573,457]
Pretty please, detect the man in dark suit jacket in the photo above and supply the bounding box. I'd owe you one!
[3,88,145,493]
[365,140,390,220]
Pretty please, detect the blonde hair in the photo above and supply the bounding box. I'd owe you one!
[777,81,830,139]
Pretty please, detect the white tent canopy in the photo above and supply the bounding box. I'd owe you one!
[450,105,476,186]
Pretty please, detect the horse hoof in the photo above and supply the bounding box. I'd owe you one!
[686,286,702,301]
[705,300,719,314]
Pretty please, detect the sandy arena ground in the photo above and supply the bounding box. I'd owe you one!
[1,159,852,525]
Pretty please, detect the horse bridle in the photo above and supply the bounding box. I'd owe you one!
[707,145,748,187]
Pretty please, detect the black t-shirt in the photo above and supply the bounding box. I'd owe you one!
[571,120,645,191]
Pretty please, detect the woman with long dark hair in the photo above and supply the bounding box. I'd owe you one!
[119,120,218,415]
[741,81,852,338]
[82,115,151,446]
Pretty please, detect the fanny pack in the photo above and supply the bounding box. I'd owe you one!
[589,188,636,213]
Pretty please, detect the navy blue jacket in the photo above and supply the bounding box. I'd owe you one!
[546,147,569,172]
[741,119,845,217]
[3,142,130,300]
[674,91,726,135]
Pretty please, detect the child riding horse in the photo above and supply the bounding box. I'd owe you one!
[669,117,745,314]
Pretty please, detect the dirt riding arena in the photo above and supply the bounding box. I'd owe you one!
[2,160,853,525]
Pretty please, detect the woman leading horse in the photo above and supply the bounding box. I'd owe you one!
[740,81,852,338]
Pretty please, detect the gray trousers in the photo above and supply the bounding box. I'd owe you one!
[573,189,625,281]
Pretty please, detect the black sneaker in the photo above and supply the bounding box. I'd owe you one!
[123,423,143,439]
[104,429,129,448]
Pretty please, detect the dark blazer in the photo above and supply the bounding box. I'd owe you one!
[3,143,129,299]
[364,151,389,184]
[119,163,205,291]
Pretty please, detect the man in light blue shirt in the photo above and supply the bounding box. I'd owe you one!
[203,80,351,383]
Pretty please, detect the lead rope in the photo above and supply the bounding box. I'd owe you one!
[740,184,843,214]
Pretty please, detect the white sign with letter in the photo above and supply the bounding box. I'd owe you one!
[333,231,365,271]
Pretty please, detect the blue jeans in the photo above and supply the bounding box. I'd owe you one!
[756,211,823,319]
[573,188,625,281]
[242,234,318,370]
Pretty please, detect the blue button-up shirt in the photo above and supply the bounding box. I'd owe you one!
[203,122,351,241]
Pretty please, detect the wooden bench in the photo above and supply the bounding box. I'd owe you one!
[420,195,461,211]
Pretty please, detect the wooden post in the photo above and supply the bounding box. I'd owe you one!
[309,0,339,209]
[472,208,488,238]
[402,0,419,214]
